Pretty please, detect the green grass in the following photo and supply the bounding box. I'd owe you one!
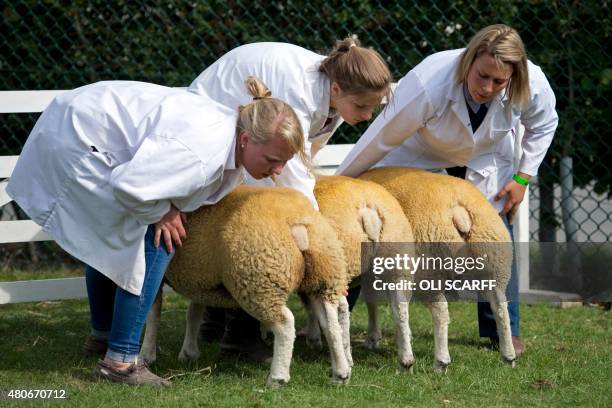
[0,270,610,407]
[0,267,83,281]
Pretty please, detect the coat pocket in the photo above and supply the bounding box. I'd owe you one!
[467,153,496,178]
[90,146,133,168]
[493,128,516,167]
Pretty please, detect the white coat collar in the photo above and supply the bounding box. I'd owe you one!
[450,79,509,123]
[450,80,510,106]
[304,62,330,112]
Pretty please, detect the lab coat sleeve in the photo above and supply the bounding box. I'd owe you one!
[109,135,207,225]
[518,79,559,176]
[273,140,319,210]
[335,70,434,177]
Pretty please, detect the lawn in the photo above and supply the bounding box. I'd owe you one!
[0,269,610,407]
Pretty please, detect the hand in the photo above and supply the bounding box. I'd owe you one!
[154,204,187,253]
[494,174,529,224]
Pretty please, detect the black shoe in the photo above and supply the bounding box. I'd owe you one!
[220,309,272,364]
[199,307,227,342]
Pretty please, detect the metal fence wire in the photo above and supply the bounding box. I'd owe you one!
[1,0,610,243]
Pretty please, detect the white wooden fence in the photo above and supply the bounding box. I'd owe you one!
[0,89,532,305]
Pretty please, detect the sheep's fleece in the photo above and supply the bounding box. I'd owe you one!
[359,167,517,366]
[164,184,348,324]
[314,175,416,371]
[142,185,352,386]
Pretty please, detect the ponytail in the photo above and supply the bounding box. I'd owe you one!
[319,37,392,98]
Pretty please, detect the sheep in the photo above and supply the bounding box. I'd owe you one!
[359,167,516,369]
[140,185,352,386]
[313,175,417,372]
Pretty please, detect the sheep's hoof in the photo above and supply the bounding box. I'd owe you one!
[433,360,450,374]
[306,335,323,350]
[502,357,517,368]
[266,376,289,388]
[331,371,351,385]
[364,335,381,350]
[178,349,200,362]
[397,359,415,374]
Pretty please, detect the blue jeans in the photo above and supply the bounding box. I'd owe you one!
[477,216,520,337]
[85,225,173,362]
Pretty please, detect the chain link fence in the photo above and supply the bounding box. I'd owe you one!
[1,0,611,244]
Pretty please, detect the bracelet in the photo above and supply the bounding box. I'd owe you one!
[512,174,529,186]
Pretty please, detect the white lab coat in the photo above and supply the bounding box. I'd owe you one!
[189,42,343,210]
[7,81,246,295]
[336,49,558,212]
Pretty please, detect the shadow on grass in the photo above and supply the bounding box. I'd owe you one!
[447,335,490,348]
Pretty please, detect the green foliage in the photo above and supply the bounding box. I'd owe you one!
[0,0,610,232]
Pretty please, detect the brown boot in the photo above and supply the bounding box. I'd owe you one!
[93,358,170,386]
[489,336,525,357]
[511,336,525,356]
[83,335,108,358]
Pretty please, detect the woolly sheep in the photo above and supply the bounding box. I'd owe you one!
[140,185,352,386]
[359,167,516,369]
[313,175,417,372]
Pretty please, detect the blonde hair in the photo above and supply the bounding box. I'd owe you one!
[319,37,393,100]
[237,76,309,168]
[455,24,530,108]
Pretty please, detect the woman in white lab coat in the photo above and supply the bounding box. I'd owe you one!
[337,24,559,355]
[189,38,393,357]
[189,37,393,209]
[7,77,305,386]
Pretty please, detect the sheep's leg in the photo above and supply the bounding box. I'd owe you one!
[260,323,273,342]
[337,296,353,367]
[178,301,206,361]
[140,287,163,363]
[388,290,415,373]
[310,296,351,384]
[483,288,516,366]
[300,295,322,349]
[425,293,451,373]
[365,302,382,349]
[266,306,296,388]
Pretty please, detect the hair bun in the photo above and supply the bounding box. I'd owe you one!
[244,76,273,100]
[333,37,360,53]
